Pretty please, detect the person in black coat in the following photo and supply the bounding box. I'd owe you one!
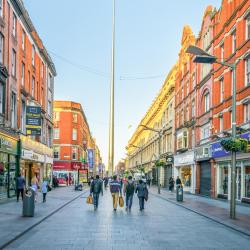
[135,179,148,211]
[176,176,182,186]
[169,177,174,192]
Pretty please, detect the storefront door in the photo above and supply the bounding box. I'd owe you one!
[200,161,211,197]
[163,165,172,188]
[236,167,241,201]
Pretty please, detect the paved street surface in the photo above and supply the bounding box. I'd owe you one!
[0,186,86,249]
[6,187,250,250]
[150,187,250,235]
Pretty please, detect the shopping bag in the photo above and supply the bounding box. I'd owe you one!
[86,195,93,204]
[119,196,124,207]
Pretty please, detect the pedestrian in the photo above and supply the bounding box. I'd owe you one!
[120,177,123,190]
[176,176,182,187]
[41,179,49,202]
[169,177,174,192]
[104,176,109,189]
[90,175,103,210]
[109,175,122,211]
[135,179,148,211]
[17,173,25,202]
[88,176,94,186]
[65,175,69,186]
[123,176,135,212]
[31,175,39,202]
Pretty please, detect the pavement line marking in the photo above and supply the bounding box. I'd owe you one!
[150,191,250,238]
[0,189,89,250]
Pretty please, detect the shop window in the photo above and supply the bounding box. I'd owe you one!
[180,167,191,187]
[245,167,250,198]
[221,167,228,195]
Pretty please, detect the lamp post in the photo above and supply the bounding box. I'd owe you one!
[140,124,164,194]
[186,45,238,219]
[108,0,115,176]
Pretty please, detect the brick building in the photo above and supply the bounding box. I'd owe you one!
[0,0,56,200]
[53,101,97,184]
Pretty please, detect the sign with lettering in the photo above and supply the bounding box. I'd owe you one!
[87,149,94,170]
[0,134,18,155]
[26,106,41,136]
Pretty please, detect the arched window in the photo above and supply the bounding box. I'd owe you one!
[204,91,210,113]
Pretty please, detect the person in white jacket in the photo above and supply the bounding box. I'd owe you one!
[41,179,48,202]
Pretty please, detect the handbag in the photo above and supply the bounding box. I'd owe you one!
[86,195,93,204]
[119,196,124,207]
[47,185,52,192]
[144,188,149,201]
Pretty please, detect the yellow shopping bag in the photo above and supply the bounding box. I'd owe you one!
[119,196,124,207]
[86,195,93,204]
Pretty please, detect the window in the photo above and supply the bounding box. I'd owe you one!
[0,33,3,64]
[48,126,52,147]
[246,57,250,86]
[21,63,25,86]
[181,87,184,100]
[232,30,236,54]
[48,73,52,89]
[244,103,250,123]
[41,87,43,106]
[186,81,189,94]
[220,43,224,61]
[0,82,4,114]
[12,13,16,37]
[11,49,16,76]
[191,99,195,117]
[28,71,30,91]
[32,45,35,66]
[72,128,77,140]
[21,100,26,133]
[0,0,3,17]
[181,109,184,124]
[201,124,210,140]
[72,147,77,160]
[219,116,223,132]
[204,92,210,112]
[246,16,250,40]
[41,63,44,78]
[186,105,189,121]
[177,130,188,150]
[73,113,77,123]
[48,100,52,116]
[192,74,196,89]
[11,92,16,128]
[22,31,25,51]
[220,78,224,102]
[54,128,60,139]
[32,77,35,97]
[53,146,60,159]
[230,111,232,127]
[54,112,60,121]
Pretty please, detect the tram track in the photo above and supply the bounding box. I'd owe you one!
[0,189,89,250]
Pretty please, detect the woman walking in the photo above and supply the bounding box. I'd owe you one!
[42,179,49,202]
[135,179,148,211]
[31,175,39,202]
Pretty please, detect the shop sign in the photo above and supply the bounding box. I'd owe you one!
[195,145,211,160]
[174,151,194,166]
[71,162,82,170]
[0,134,17,155]
[53,161,71,171]
[26,106,41,136]
[87,149,94,170]
[79,169,88,183]
[22,149,45,162]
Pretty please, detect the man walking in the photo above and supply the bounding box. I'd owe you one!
[109,175,121,211]
[17,173,25,202]
[90,175,103,210]
[123,176,135,212]
[136,179,148,211]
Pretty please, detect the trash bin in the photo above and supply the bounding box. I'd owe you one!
[23,187,35,217]
[176,185,183,202]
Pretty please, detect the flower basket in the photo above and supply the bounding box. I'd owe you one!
[155,159,165,167]
[220,137,248,152]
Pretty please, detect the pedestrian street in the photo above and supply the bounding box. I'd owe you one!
[6,188,250,250]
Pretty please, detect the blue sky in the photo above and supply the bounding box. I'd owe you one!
[23,0,220,167]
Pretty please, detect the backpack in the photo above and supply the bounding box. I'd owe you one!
[126,182,134,195]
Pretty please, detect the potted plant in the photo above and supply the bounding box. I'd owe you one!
[220,137,248,152]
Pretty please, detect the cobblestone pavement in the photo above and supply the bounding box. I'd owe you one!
[6,188,250,250]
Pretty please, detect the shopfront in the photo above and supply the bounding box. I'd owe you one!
[195,145,212,196]
[174,151,195,193]
[162,155,173,188]
[212,132,250,203]
[0,131,18,200]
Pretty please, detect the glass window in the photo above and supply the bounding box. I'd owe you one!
[21,63,25,86]
[72,128,77,140]
[0,33,3,64]
[11,92,16,128]
[48,100,52,116]
[186,81,189,94]
[245,167,250,198]
[0,81,3,114]
[219,116,223,132]
[191,99,195,117]
[180,167,192,187]
[246,57,250,86]
[0,0,3,18]
[32,45,35,66]
[73,113,77,123]
[72,147,77,160]
[220,78,224,102]
[53,146,60,159]
[54,112,60,121]
[21,100,26,133]
[22,31,25,51]
[244,103,250,123]
[232,30,236,54]
[32,77,35,97]
[12,13,16,37]
[201,124,210,140]
[221,167,228,195]
[204,92,210,112]
[11,49,16,76]
[54,128,59,139]
[220,43,224,61]
[246,16,250,40]
[192,74,196,89]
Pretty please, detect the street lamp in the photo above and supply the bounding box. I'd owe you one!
[186,45,238,219]
[140,124,164,194]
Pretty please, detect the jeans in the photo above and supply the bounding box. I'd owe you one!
[17,189,24,201]
[126,194,133,209]
[139,197,144,210]
[93,193,100,207]
[43,193,47,202]
[112,192,119,209]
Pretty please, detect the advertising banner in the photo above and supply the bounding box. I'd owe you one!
[79,169,88,183]
[26,106,41,136]
[87,149,94,170]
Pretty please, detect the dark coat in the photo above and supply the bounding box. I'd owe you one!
[176,178,182,185]
[135,183,148,198]
[90,179,103,194]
